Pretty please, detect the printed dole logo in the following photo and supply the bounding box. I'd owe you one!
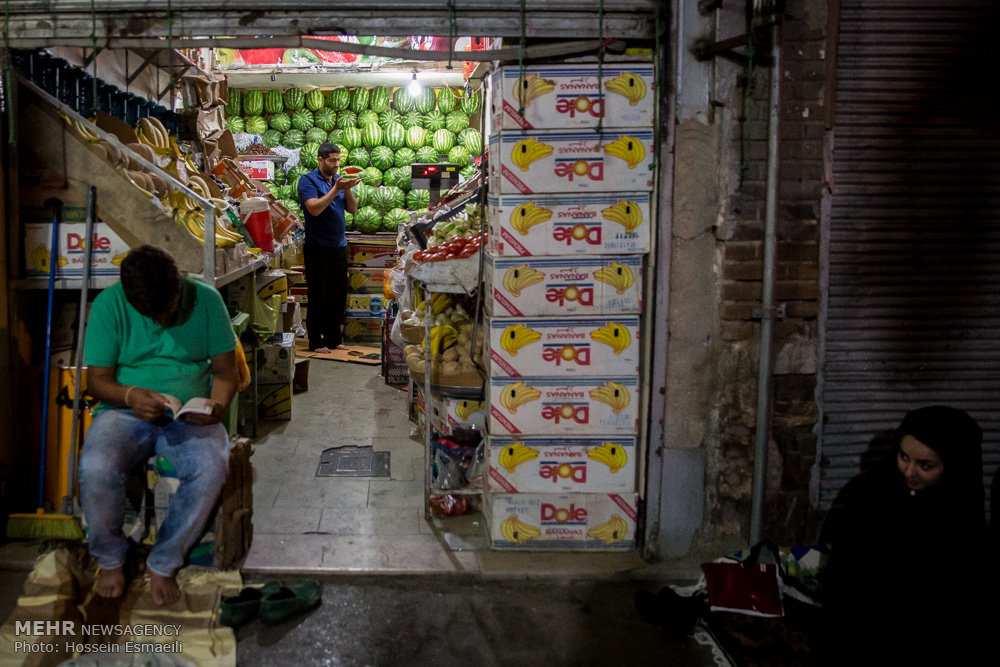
[554,158,604,182]
[541,343,591,366]
[555,94,603,118]
[66,232,112,252]
[541,402,589,424]
[539,461,587,484]
[545,283,594,307]
[541,502,588,523]
[553,222,602,246]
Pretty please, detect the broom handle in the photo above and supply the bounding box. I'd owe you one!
[38,200,61,509]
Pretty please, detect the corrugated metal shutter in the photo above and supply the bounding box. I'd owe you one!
[821,0,1000,513]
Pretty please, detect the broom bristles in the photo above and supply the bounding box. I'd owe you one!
[6,510,85,540]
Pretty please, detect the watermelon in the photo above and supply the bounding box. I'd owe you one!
[278,184,294,199]
[354,183,373,207]
[284,88,305,111]
[461,88,483,115]
[436,87,458,114]
[384,208,410,230]
[329,87,351,110]
[405,126,427,150]
[379,109,402,129]
[264,90,284,114]
[268,112,291,132]
[385,186,405,209]
[271,167,286,185]
[407,189,430,210]
[344,212,354,232]
[431,129,456,153]
[314,108,337,131]
[401,111,423,129]
[291,109,314,132]
[393,147,416,168]
[355,207,382,234]
[369,86,391,113]
[281,198,300,212]
[226,89,241,117]
[327,129,345,147]
[361,166,383,187]
[370,146,395,172]
[361,124,384,149]
[350,87,370,113]
[337,110,358,129]
[459,127,483,156]
[281,129,305,148]
[445,111,469,134]
[305,89,325,111]
[416,146,439,163]
[357,110,379,127]
[287,165,310,182]
[369,188,393,213]
[244,115,267,134]
[340,127,362,149]
[305,127,327,144]
[448,145,471,167]
[348,146,370,167]
[243,90,264,116]
[382,122,406,151]
[391,87,414,113]
[262,129,283,148]
[226,116,244,134]
[300,143,321,169]
[383,167,401,189]
[460,165,477,180]
[422,109,446,132]
[413,87,437,114]
[395,168,412,191]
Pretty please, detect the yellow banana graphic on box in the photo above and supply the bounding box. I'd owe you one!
[497,442,539,473]
[589,322,632,354]
[500,514,541,544]
[603,135,645,169]
[514,73,556,108]
[499,381,542,413]
[587,514,629,544]
[586,442,628,474]
[593,262,634,295]
[589,381,630,414]
[502,264,545,297]
[605,72,647,106]
[353,251,373,264]
[509,201,552,235]
[30,244,68,272]
[510,137,554,172]
[602,199,643,234]
[499,323,542,356]
[345,320,364,338]
[349,271,368,290]
[455,400,485,421]
[111,250,130,266]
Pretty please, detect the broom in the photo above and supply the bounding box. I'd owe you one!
[7,198,84,540]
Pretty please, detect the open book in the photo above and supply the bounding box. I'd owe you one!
[162,395,213,420]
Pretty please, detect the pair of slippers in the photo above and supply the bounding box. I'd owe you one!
[220,580,322,626]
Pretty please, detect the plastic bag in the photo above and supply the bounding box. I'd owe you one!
[389,312,406,348]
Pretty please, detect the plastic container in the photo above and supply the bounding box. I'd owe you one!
[240,197,274,252]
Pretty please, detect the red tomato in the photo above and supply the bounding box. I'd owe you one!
[459,247,475,258]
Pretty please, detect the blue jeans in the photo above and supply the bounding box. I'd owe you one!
[79,408,229,577]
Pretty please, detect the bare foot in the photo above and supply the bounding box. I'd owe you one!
[150,571,182,607]
[96,567,125,599]
[335,344,349,350]
[313,346,331,354]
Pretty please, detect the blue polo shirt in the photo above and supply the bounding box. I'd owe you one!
[298,169,347,249]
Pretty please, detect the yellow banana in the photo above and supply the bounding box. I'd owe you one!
[510,138,553,172]
[605,72,647,106]
[502,265,545,297]
[587,514,629,544]
[514,73,556,108]
[429,325,458,355]
[603,135,645,169]
[586,442,628,473]
[593,263,634,295]
[498,381,541,413]
[431,293,453,315]
[589,322,632,354]
[601,200,643,233]
[509,202,552,235]
[500,514,541,544]
[497,442,539,473]
[499,324,541,356]
[455,400,485,421]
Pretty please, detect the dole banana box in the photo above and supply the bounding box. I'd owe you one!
[250,332,295,384]
[347,267,386,295]
[25,221,130,278]
[256,269,289,301]
[346,294,389,319]
[488,376,639,436]
[487,193,651,256]
[484,254,642,317]
[417,386,487,435]
[343,317,383,345]
[488,129,655,194]
[487,435,637,493]
[489,64,655,131]
[485,492,638,550]
[486,316,640,378]
[238,381,292,421]
[348,240,397,268]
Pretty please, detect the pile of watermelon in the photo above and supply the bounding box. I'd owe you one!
[228,85,482,232]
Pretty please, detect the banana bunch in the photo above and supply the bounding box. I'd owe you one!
[136,116,173,157]
[586,442,628,473]
[30,244,68,272]
[515,73,556,108]
[499,381,542,413]
[500,323,542,356]
[429,293,453,316]
[167,187,242,248]
[603,135,645,169]
[587,514,628,544]
[605,72,647,106]
[602,200,643,233]
[511,137,554,172]
[500,514,541,544]
[594,262,634,295]
[589,322,632,354]
[589,381,630,414]
[429,324,459,355]
[509,201,552,235]
[502,264,545,297]
[455,399,485,420]
[345,320,365,339]
[58,111,101,143]
[498,442,539,473]
[349,272,368,290]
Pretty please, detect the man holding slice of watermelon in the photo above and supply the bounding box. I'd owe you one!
[298,142,361,352]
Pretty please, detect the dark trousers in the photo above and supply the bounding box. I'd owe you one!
[304,244,348,350]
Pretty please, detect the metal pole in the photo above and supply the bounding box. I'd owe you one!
[750,21,781,545]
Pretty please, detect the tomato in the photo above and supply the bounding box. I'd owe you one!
[459,246,475,258]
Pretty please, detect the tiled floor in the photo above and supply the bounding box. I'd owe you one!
[243,358,657,577]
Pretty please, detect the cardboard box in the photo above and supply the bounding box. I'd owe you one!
[226,274,254,313]
[239,381,292,420]
[487,192,651,256]
[487,375,639,436]
[256,269,289,301]
[348,266,387,294]
[346,293,390,319]
[281,299,302,333]
[489,63,656,131]
[486,315,640,378]
[293,358,310,393]
[484,254,642,317]
[344,317,383,344]
[24,221,129,278]
[348,241,397,268]
[487,435,637,493]
[238,157,274,181]
[251,332,295,383]
[488,129,655,194]
[485,492,638,550]
[417,386,487,435]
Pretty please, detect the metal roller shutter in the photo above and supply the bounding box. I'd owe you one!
[821,0,1000,513]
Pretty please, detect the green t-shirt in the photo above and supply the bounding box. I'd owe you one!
[85,278,236,411]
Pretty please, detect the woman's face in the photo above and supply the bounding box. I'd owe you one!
[897,435,944,491]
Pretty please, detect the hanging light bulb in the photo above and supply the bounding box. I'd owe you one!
[408,71,422,97]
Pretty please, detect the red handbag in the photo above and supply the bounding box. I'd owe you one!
[701,543,785,618]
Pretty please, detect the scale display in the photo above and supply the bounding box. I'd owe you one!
[411,163,460,190]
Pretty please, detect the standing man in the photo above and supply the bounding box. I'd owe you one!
[79,245,238,606]
[298,142,361,352]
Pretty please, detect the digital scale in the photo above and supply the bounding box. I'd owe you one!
[410,163,460,207]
